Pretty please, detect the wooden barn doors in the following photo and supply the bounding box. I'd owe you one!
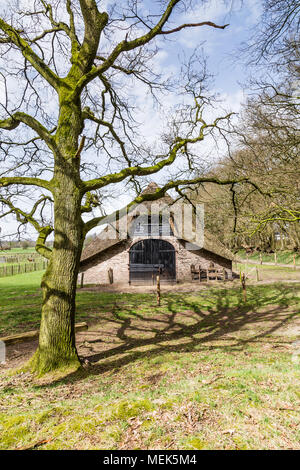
[129,239,176,284]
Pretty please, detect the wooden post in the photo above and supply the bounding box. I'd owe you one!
[256,267,259,282]
[108,268,113,284]
[223,268,226,281]
[80,272,84,288]
[274,252,277,265]
[260,253,262,265]
[293,254,296,270]
[199,266,201,283]
[157,274,161,306]
[241,272,247,302]
[206,269,209,282]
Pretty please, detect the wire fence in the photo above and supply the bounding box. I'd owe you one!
[0,259,48,278]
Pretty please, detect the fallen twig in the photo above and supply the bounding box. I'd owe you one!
[15,438,52,450]
[200,374,224,386]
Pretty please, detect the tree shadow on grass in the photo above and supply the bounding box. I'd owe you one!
[36,283,299,387]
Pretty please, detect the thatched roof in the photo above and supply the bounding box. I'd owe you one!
[81,183,234,264]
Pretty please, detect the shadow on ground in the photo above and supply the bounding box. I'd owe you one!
[27,283,299,387]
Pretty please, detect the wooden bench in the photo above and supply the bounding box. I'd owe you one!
[191,265,227,282]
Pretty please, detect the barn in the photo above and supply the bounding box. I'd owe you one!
[80,183,234,285]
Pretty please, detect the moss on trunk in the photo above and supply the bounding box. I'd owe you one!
[28,165,84,375]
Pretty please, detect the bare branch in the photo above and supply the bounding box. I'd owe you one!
[0,112,55,149]
[160,21,229,35]
[0,176,53,191]
[0,17,61,90]
[84,175,265,234]
[75,0,229,91]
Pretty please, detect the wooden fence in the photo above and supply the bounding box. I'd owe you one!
[0,259,48,278]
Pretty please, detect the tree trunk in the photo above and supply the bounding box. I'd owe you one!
[28,77,85,375]
[29,183,84,375]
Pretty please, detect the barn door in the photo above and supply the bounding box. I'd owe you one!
[129,239,176,283]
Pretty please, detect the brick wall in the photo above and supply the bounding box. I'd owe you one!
[80,236,232,285]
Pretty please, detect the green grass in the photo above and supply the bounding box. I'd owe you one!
[234,262,300,282]
[0,271,45,334]
[0,271,299,450]
[0,270,299,336]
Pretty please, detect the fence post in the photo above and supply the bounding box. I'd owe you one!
[80,272,84,288]
[293,254,296,270]
[256,267,259,282]
[274,252,277,265]
[241,272,247,302]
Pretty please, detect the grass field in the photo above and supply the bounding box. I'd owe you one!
[235,262,300,282]
[0,271,299,450]
[237,249,300,265]
[0,248,36,255]
[0,269,299,336]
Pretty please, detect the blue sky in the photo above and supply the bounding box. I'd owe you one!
[157,0,262,105]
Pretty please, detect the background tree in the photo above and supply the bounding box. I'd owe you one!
[244,0,300,69]
[21,240,30,250]
[189,1,300,252]
[233,0,300,238]
[0,0,251,375]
